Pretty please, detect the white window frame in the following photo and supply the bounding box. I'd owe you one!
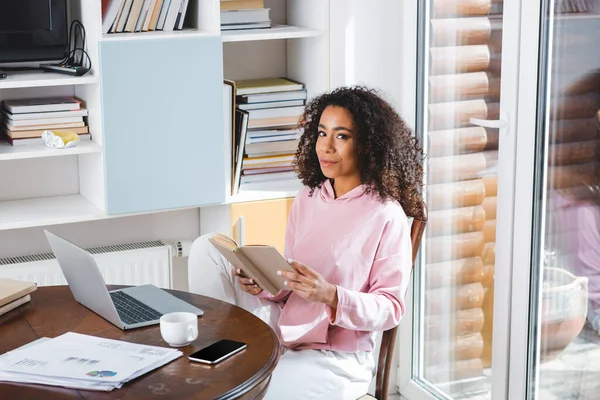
[397,0,545,399]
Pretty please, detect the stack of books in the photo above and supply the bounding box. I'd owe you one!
[1,97,90,147]
[102,0,191,34]
[0,278,37,317]
[220,0,271,31]
[229,77,307,192]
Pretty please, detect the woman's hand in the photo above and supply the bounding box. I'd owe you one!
[279,259,338,308]
[232,268,263,296]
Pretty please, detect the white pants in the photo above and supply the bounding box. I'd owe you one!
[188,234,375,400]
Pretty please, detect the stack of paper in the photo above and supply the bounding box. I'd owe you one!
[0,332,182,391]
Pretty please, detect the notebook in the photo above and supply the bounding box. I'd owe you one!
[208,233,294,296]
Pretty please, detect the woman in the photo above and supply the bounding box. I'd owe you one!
[188,86,424,399]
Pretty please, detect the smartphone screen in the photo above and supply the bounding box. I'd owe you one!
[188,339,247,364]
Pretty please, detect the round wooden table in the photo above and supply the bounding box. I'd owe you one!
[0,286,281,399]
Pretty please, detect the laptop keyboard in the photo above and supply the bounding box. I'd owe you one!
[110,291,163,325]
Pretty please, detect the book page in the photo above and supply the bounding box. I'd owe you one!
[208,238,272,293]
[209,233,239,251]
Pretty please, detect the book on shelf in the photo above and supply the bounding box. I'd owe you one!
[235,78,304,96]
[5,108,89,121]
[221,22,271,31]
[4,115,84,127]
[248,115,302,129]
[233,109,250,195]
[103,0,189,34]
[241,170,296,185]
[124,0,144,32]
[237,99,305,110]
[245,139,300,157]
[163,0,185,32]
[220,0,265,11]
[224,81,235,196]
[3,97,82,114]
[148,0,165,30]
[227,77,306,193]
[208,233,294,296]
[1,97,90,146]
[3,121,85,132]
[246,128,301,144]
[246,106,304,129]
[220,7,271,30]
[238,89,307,104]
[242,153,295,168]
[140,0,157,31]
[243,165,293,175]
[244,105,305,120]
[5,125,89,140]
[220,8,270,24]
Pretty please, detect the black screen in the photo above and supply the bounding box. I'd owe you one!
[188,340,247,363]
[0,0,52,32]
[0,0,68,63]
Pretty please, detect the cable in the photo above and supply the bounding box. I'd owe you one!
[56,20,92,71]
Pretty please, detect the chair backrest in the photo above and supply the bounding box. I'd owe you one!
[374,203,427,400]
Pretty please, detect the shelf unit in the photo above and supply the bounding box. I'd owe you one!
[201,0,329,239]
[0,195,104,231]
[0,1,105,232]
[0,0,330,233]
[221,24,324,42]
[226,180,304,204]
[0,141,102,161]
[101,29,215,41]
[0,72,100,90]
[222,0,328,203]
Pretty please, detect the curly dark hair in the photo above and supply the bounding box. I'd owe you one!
[294,86,425,219]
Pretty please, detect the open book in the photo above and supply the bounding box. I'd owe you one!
[208,233,294,296]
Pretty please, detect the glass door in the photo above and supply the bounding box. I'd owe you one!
[398,0,520,398]
[400,0,600,399]
[524,0,600,398]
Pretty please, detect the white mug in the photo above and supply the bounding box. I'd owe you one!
[159,312,199,347]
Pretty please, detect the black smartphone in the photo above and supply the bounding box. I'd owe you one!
[188,339,247,364]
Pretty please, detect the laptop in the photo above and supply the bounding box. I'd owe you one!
[44,230,203,330]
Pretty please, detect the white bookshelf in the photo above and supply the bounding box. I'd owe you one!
[101,29,216,42]
[227,180,304,204]
[100,0,221,40]
[221,0,329,204]
[0,0,106,231]
[0,72,100,90]
[0,0,331,232]
[221,25,324,42]
[0,141,102,161]
[0,195,104,231]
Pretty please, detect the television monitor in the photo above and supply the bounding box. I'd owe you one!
[0,0,69,64]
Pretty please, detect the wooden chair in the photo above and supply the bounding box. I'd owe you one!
[360,203,428,400]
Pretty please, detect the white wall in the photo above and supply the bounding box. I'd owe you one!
[329,0,416,126]
[0,209,201,291]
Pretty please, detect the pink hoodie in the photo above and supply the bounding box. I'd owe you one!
[259,179,412,352]
[552,193,600,313]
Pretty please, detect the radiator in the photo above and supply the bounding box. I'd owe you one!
[0,241,173,289]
